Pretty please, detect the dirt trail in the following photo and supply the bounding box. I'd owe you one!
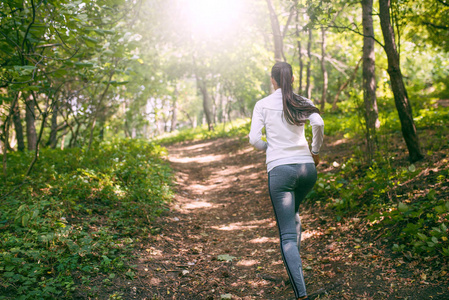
[132,137,448,300]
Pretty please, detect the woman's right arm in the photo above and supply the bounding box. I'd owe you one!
[249,103,268,151]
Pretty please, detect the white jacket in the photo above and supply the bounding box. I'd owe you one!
[249,88,324,172]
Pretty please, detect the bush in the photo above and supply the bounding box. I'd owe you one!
[0,139,173,299]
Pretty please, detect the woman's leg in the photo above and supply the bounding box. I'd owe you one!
[269,165,307,298]
[268,163,317,299]
[294,163,317,255]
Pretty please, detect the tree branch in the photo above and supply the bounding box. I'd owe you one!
[422,21,449,30]
[21,0,36,53]
[282,0,298,38]
[25,110,48,177]
[329,24,385,48]
[436,0,449,7]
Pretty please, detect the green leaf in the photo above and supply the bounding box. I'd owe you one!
[125,270,135,279]
[22,214,30,227]
[75,62,94,68]
[398,202,409,213]
[5,265,15,271]
[102,49,114,56]
[417,233,428,241]
[82,36,99,47]
[14,65,36,76]
[408,164,416,172]
[23,86,40,92]
[109,80,129,86]
[217,254,236,262]
[435,205,446,214]
[442,247,449,256]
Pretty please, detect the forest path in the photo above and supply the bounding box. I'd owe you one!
[133,137,448,300]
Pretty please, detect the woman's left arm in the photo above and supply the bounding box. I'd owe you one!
[249,103,268,151]
[308,112,324,155]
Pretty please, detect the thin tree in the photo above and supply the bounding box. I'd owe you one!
[265,0,298,62]
[12,97,25,151]
[295,12,304,94]
[192,54,214,131]
[320,25,328,111]
[25,94,37,151]
[306,27,313,99]
[266,0,286,61]
[362,0,380,159]
[379,0,424,162]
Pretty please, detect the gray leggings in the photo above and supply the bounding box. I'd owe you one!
[268,163,317,298]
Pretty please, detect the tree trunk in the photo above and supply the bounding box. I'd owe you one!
[192,54,214,131]
[12,99,25,151]
[47,100,58,148]
[306,28,313,99]
[295,12,304,94]
[197,78,214,131]
[25,111,48,177]
[69,119,81,148]
[25,94,37,151]
[217,92,224,123]
[3,94,19,176]
[362,0,380,159]
[379,0,424,162]
[265,0,285,62]
[320,26,328,111]
[87,71,113,152]
[170,86,178,132]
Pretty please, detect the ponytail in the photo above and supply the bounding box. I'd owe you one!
[271,62,319,125]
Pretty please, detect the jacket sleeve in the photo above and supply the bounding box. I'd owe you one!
[308,112,324,154]
[249,103,268,151]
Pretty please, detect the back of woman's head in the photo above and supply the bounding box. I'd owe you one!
[271,62,319,125]
[271,62,293,91]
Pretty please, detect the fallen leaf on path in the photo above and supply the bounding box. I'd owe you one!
[217,254,236,262]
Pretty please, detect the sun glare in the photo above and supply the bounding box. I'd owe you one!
[179,0,244,37]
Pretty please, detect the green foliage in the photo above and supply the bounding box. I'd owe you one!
[309,153,449,257]
[0,139,173,298]
[306,101,449,258]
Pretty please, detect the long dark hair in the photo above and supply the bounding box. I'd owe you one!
[271,62,320,125]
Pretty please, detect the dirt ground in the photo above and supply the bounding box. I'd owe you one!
[129,136,449,300]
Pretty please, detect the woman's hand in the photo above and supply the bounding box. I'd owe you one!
[312,153,320,166]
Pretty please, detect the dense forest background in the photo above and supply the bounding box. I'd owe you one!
[1,0,448,161]
[1,0,448,298]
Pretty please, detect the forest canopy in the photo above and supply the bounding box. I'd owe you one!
[1,0,448,163]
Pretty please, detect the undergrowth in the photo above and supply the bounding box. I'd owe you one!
[154,118,251,145]
[0,139,173,299]
[307,99,449,259]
